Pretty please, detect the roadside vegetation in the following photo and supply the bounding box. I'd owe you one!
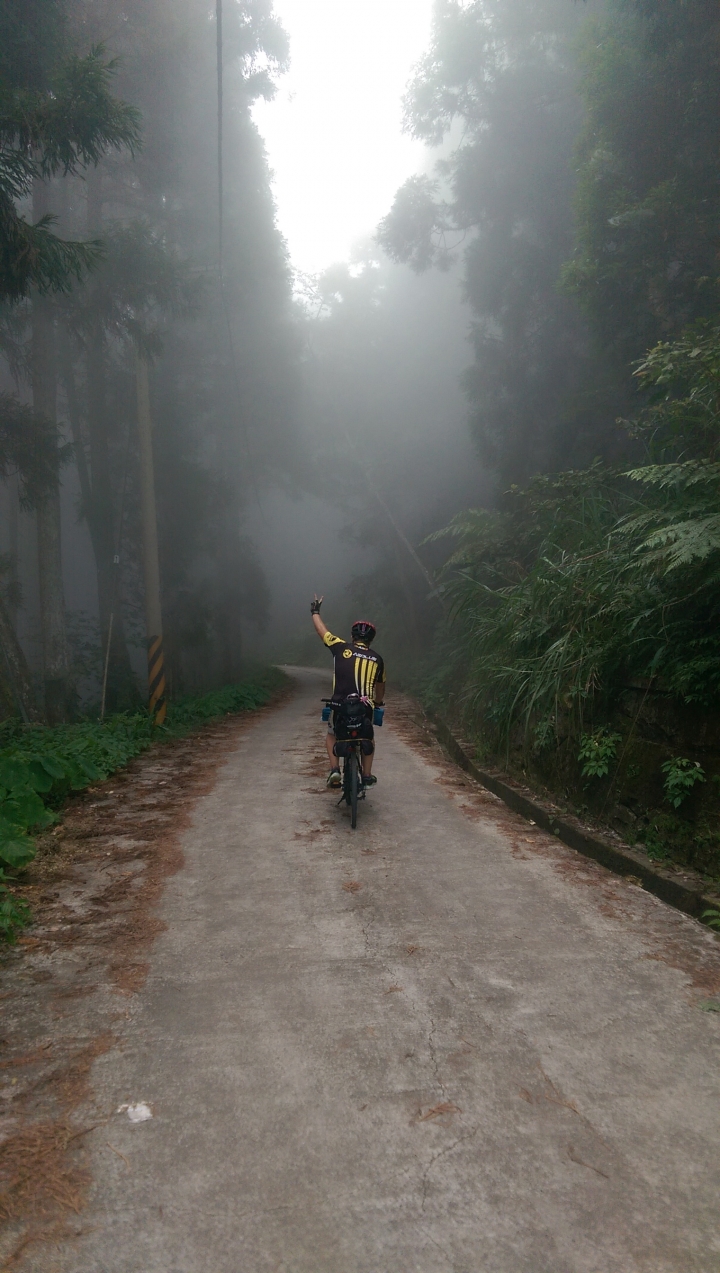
[0,668,287,941]
[0,0,294,939]
[374,0,720,885]
[424,323,720,879]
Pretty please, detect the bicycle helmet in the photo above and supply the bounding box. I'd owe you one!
[351,619,376,644]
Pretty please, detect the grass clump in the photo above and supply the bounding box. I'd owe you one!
[661,758,706,809]
[578,730,622,779]
[0,870,31,943]
[0,667,287,939]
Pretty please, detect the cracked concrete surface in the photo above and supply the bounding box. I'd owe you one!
[27,667,720,1272]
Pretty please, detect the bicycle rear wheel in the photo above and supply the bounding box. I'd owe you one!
[349,751,360,829]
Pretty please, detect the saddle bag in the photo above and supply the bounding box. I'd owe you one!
[333,695,374,755]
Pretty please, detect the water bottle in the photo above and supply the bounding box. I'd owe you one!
[373,706,385,727]
[321,705,331,722]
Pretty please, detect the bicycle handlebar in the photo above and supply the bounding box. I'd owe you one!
[322,696,374,706]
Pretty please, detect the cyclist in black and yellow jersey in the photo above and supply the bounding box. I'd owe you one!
[311,595,385,789]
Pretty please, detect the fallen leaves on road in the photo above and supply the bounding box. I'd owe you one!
[390,691,720,1002]
[567,1144,609,1179]
[0,699,287,1267]
[419,1102,461,1121]
[0,1031,114,1229]
[342,881,362,893]
[293,819,334,843]
[105,1143,130,1169]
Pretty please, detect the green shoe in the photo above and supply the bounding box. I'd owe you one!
[363,774,377,787]
[327,768,342,788]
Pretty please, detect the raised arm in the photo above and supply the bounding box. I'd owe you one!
[310,594,329,640]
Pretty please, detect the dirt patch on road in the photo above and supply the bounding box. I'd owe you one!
[0,692,289,1267]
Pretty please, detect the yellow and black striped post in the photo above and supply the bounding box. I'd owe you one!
[136,353,166,727]
[147,635,166,726]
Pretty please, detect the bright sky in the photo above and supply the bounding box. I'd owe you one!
[252,0,434,276]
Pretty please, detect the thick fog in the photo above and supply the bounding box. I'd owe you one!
[246,257,486,665]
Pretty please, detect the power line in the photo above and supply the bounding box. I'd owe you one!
[216,0,223,273]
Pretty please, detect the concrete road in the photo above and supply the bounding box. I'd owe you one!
[36,668,720,1272]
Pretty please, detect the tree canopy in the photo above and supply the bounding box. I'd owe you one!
[563,0,720,361]
[0,0,140,300]
[379,0,629,486]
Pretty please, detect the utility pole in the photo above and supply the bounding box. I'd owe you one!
[135,353,166,725]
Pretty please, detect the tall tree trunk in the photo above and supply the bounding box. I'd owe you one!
[85,323,115,634]
[81,168,136,711]
[0,591,41,722]
[7,474,19,632]
[0,479,39,720]
[59,332,135,711]
[32,179,73,723]
[214,505,242,687]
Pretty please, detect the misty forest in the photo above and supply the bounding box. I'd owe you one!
[2,0,720,1262]
[2,0,719,896]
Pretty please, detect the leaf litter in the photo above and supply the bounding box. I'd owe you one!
[0,701,282,1267]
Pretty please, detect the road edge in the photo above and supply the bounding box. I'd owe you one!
[0,687,297,1267]
[427,708,720,923]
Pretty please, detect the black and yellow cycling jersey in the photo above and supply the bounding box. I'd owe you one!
[323,631,385,700]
